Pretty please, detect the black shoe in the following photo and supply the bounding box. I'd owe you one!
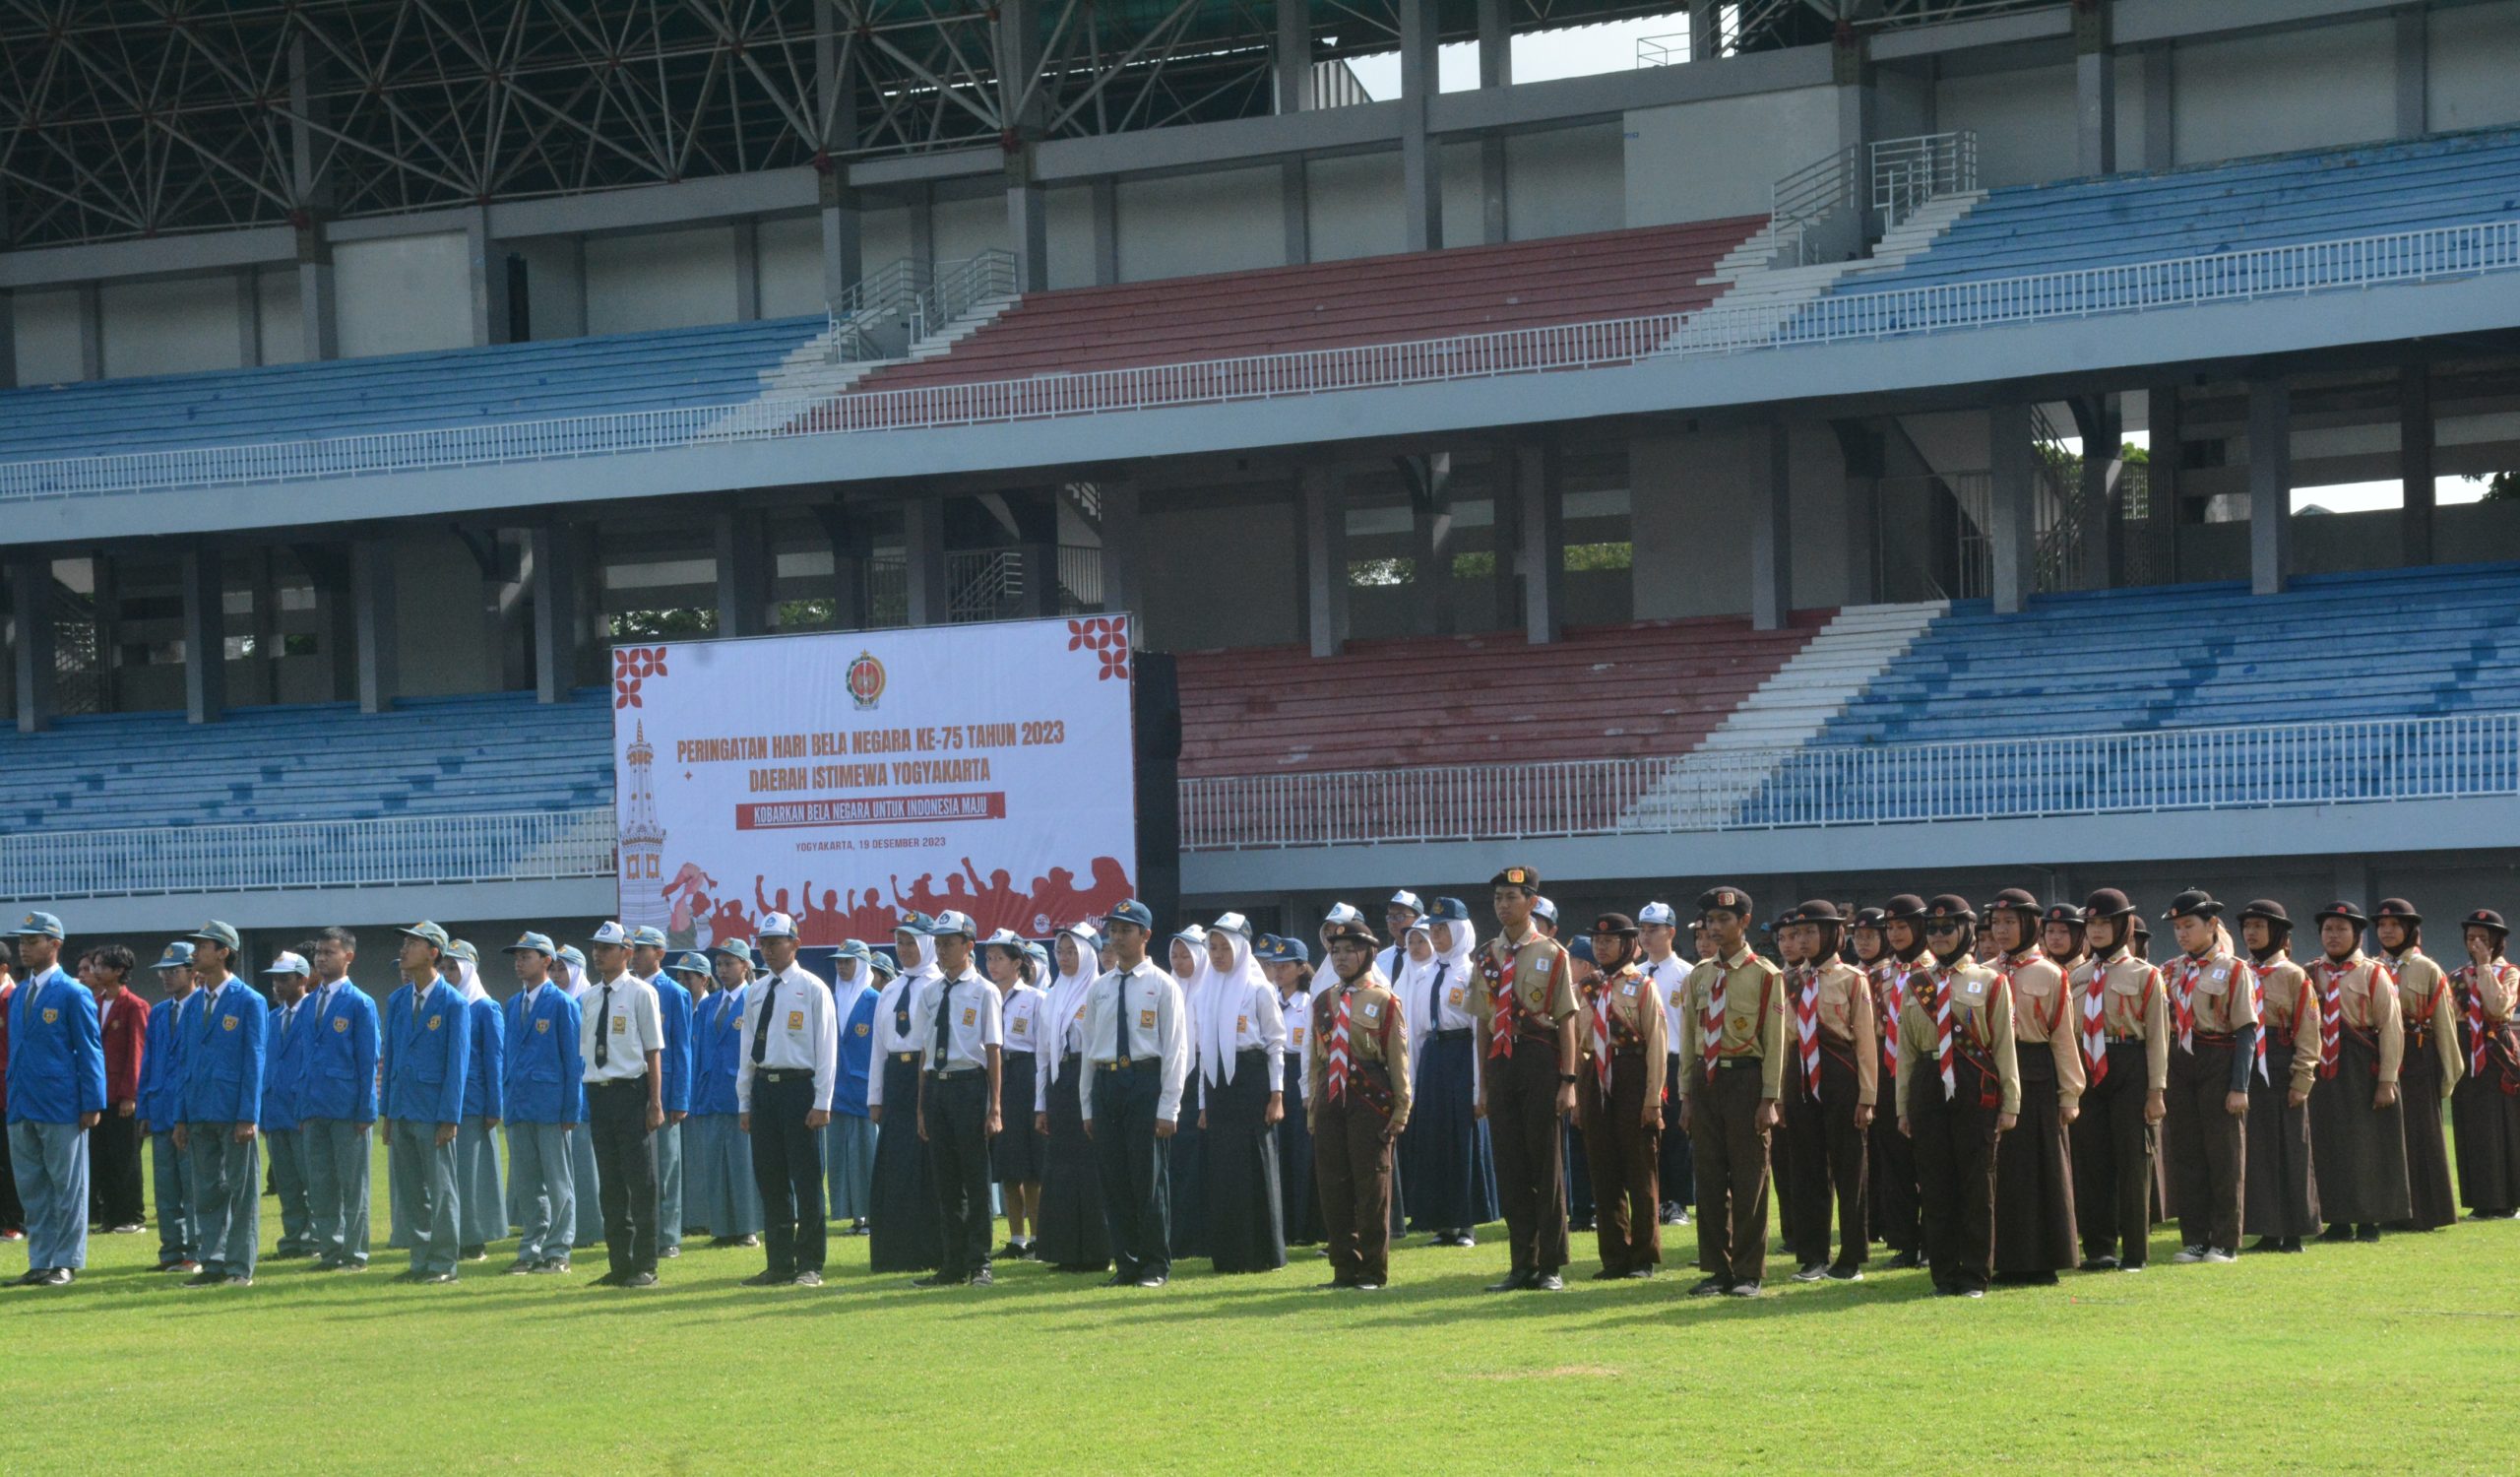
[461,1246,487,1262]
[1569,1218,1596,1233]
[1933,1281,1959,1297]
[1133,1275,1166,1289]
[7,1269,42,1287]
[1102,1272,1135,1288]
[2356,1224,2381,1243]
[847,1219,870,1236]
[588,1271,624,1288]
[2244,1237,2283,1253]
[2278,1237,2304,1253]
[743,1270,795,1287]
[1956,1286,1985,1299]
[532,1259,570,1275]
[1529,1271,1564,1291]
[1624,1266,1657,1280]
[503,1260,538,1275]
[415,1271,459,1285]
[1725,1280,1762,1297]
[181,1270,225,1287]
[1354,1280,1385,1291]
[1825,1263,1864,1282]
[660,1246,681,1258]
[1791,1261,1828,1283]
[1687,1275,1732,1298]
[1485,1269,1536,1293]
[969,1269,995,1287]
[733,1235,760,1248]
[2078,1254,2119,1272]
[792,1270,823,1287]
[910,1273,959,1289]
[2318,1224,2355,1243]
[1589,1267,1627,1281]
[1886,1249,1923,1269]
[36,1267,73,1286]
[1320,1278,1354,1290]
[618,1271,659,1288]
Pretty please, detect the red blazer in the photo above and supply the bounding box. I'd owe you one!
[102,989,147,1105]
[0,978,13,1113]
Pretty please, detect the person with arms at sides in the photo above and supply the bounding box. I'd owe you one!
[1984,890,2078,1287]
[2236,901,2318,1252]
[2448,909,2520,1220]
[1763,913,1803,1254]
[1197,913,1288,1274]
[1896,896,2019,1300]
[1778,901,1877,1284]
[983,929,1047,1260]
[90,942,148,1237]
[1638,902,1694,1232]
[2370,899,2462,1232]
[1260,937,1323,1250]
[679,949,759,1252]
[1081,901,1192,1288]
[2066,889,2168,1272]
[1310,922,1410,1291]
[581,922,666,1287]
[137,942,201,1273]
[1375,892,1424,1001]
[1575,913,1668,1281]
[912,911,1002,1288]
[1166,924,1213,1263]
[1032,924,1111,1274]
[5,914,103,1287]
[867,914,943,1275]
[381,922,471,1286]
[824,940,879,1238]
[0,941,20,1244]
[1477,867,1580,1293]
[178,921,265,1287]
[740,915,838,1288]
[298,929,379,1273]
[1401,899,1495,1250]
[1861,901,1924,1269]
[1678,887,1787,1298]
[499,932,584,1275]
[629,926,694,1260]
[2301,903,2409,1244]
[448,940,505,1263]
[258,951,318,1260]
[2157,892,2259,1266]
[557,944,605,1252]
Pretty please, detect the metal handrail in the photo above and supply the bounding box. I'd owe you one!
[1872,131,1978,227]
[5,217,2517,504]
[1179,711,2520,851]
[0,807,617,902]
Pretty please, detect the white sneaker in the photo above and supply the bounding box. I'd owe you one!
[2201,1248,2237,1264]
[2172,1247,2207,1264]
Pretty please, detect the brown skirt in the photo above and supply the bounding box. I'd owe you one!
[2243,1043,2320,1238]
[2399,1035,2458,1230]
[2451,1031,2520,1215]
[1992,1046,2078,1272]
[2306,1029,2411,1226]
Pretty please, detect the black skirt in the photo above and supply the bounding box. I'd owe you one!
[1202,1051,1287,1272]
[868,1053,941,1272]
[1402,1031,1499,1232]
[1169,1072,1208,1258]
[1992,1044,2079,1273]
[2452,1029,2520,1214]
[1277,1053,1322,1245]
[2400,1033,2458,1230]
[1036,1054,1111,1270]
[2306,1028,2411,1226]
[991,1052,1046,1186]
[2244,1043,2320,1238]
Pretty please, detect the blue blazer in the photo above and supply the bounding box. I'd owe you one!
[502,984,584,1125]
[5,967,106,1125]
[834,980,877,1120]
[652,973,695,1117]
[381,977,470,1126]
[138,994,189,1130]
[180,978,268,1125]
[691,991,744,1117]
[462,994,505,1121]
[298,981,380,1124]
[260,997,316,1131]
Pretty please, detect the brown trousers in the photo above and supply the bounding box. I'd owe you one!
[2072,1042,2157,1266]
[1488,1042,1571,1274]
[1783,1046,1868,1269]
[1313,1096,1396,1285]
[1689,1060,1772,1283]
[2167,1042,2245,1252]
[1579,1051,1662,1274]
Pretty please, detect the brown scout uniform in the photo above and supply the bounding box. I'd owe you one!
[1865,955,1921,1257]
[1577,957,1668,1276]
[1475,914,1577,1280]
[1780,956,1876,1272]
[2243,949,2321,1240]
[2162,935,2260,1255]
[1992,946,2082,1275]
[2385,946,2463,1230]
[1679,938,1787,1287]
[2449,948,2520,1217]
[1308,960,1412,1287]
[2305,947,2411,1229]
[1894,953,2018,1295]
[2066,944,2169,1267]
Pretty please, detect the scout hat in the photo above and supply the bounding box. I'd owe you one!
[2372,898,2422,927]
[757,912,799,940]
[2312,901,2368,930]
[1850,906,1888,932]
[2462,908,2508,939]
[895,910,937,936]
[1922,894,1977,924]
[1565,934,1597,965]
[1323,922,1380,951]
[399,921,450,950]
[154,941,196,971]
[2081,888,2137,920]
[1490,866,1541,894]
[188,919,240,949]
[1881,894,1926,922]
[1697,885,1752,919]
[263,951,310,978]
[14,911,65,940]
[505,931,557,957]
[2041,904,2087,931]
[1986,887,2042,921]
[2163,889,2224,921]
[2236,900,2292,933]
[1590,911,1640,937]
[446,939,479,965]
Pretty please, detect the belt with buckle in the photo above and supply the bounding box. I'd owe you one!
[927,1064,984,1080]
[1099,1056,1163,1071]
[890,1051,920,1063]
[1714,1056,1762,1071]
[590,1075,648,1089]
[1431,1028,1473,1043]
[759,1068,813,1084]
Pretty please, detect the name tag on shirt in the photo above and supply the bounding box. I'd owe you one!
[1012,1017,1029,1037]
[1292,1027,1307,1047]
[1361,1001,1382,1023]
[962,1007,976,1027]
[788,1010,804,1030]
[1961,979,1985,1002]
[1448,987,1465,1007]
[1621,982,1639,998]
[612,1014,628,1035]
[1139,1008,1156,1029]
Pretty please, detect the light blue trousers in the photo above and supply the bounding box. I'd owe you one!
[184,1124,260,1277]
[7,1120,89,1272]
[300,1119,373,1264]
[504,1122,576,1262]
[389,1120,462,1275]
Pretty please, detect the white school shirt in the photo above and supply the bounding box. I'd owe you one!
[736,962,841,1113]
[1077,962,1191,1124]
[580,972,665,1083]
[917,970,1004,1072]
[1200,971,1287,1089]
[862,976,924,1111]
[1034,975,1096,1114]
[1280,990,1313,1104]
[1000,982,1047,1058]
[1644,951,1691,1057]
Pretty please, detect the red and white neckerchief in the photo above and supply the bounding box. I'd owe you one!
[2171,954,2207,1052]
[1701,957,1730,1075]
[2081,956,2112,1086]
[1793,966,1822,1102]
[1872,964,1901,1079]
[1486,943,1520,1061]
[2315,956,2350,1079]
[1327,989,1354,1104]
[2241,958,2268,1082]
[1591,980,1616,1095]
[1930,966,1957,1096]
[2461,962,2511,1077]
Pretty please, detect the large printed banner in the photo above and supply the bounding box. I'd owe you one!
[612,615,1138,951]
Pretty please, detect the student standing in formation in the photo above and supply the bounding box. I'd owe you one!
[0,942,19,1245]
[582,922,666,1287]
[1896,896,2019,1300]
[90,943,147,1237]
[682,948,760,1251]
[1309,922,1410,1291]
[2371,899,2462,1231]
[1858,904,1922,1269]
[1034,924,1112,1273]
[1082,900,1191,1289]
[559,944,605,1252]
[740,914,839,1288]
[1679,886,1786,1299]
[913,912,1002,1289]
[1259,937,1321,1249]
[1198,914,1288,1274]
[867,914,942,1275]
[299,929,379,1273]
[2449,909,2520,1220]
[452,941,505,1263]
[1764,911,1802,1254]
[1166,925,1213,1263]
[1400,898,1495,1249]
[2067,889,2167,1272]
[1778,901,1875,1283]
[138,943,200,1273]
[259,952,317,1260]
[2237,901,2319,1252]
[1476,867,1579,1293]
[983,930,1047,1260]
[2304,903,2410,1242]
[824,941,879,1239]
[1638,902,1694,1232]
[2158,891,2258,1265]
[1576,913,1668,1281]
[631,927,694,1262]
[382,922,470,1285]
[1985,890,2078,1286]
[6,914,103,1287]
[499,932,583,1275]
[179,921,265,1287]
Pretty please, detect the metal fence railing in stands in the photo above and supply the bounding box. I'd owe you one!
[1177,712,2520,850]
[0,808,617,902]
[5,217,2516,505]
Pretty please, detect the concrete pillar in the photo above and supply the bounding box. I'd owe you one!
[1488,450,1523,631]
[75,283,102,380]
[732,220,762,322]
[815,1,864,305]
[820,181,865,309]
[1517,442,1564,645]
[1100,482,1146,630]
[1398,0,1442,253]
[288,39,340,359]
[1410,454,1459,636]
[181,549,226,724]
[296,218,340,362]
[1478,0,1512,245]
[1007,176,1051,293]
[2248,377,2293,596]
[904,496,948,626]
[1000,0,1051,293]
[1301,468,1349,659]
[352,537,398,713]
[2395,5,2427,139]
[1752,422,1794,630]
[1833,419,1886,606]
[0,289,17,389]
[529,525,576,703]
[1688,1,1720,62]
[1091,178,1121,287]
[1988,402,2036,615]
[2141,46,2174,170]
[11,555,53,734]
[811,503,866,630]
[908,186,937,280]
[2147,383,2182,585]
[1005,491,1061,619]
[1276,1,1313,115]
[714,508,770,637]
[234,270,263,368]
[1281,161,1310,267]
[466,208,510,348]
[2075,0,2116,176]
[2401,363,2434,567]
[2072,395,2124,590]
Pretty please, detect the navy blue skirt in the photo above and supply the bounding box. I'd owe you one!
[1403,1031,1499,1231]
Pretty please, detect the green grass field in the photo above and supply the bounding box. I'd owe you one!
[4,1137,2515,1475]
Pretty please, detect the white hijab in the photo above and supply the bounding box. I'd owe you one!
[898,930,939,982]
[453,956,486,1002]
[1044,927,1102,1072]
[1407,915,1479,1051]
[1170,928,1213,1039]
[1202,930,1270,1087]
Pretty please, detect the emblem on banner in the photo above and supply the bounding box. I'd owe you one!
[847,650,887,710]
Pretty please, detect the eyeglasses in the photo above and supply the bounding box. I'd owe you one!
[1923,922,1965,935]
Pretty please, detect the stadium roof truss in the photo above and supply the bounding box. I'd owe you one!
[0,0,1676,250]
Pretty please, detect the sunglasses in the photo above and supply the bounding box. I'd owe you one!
[1923,922,1966,935]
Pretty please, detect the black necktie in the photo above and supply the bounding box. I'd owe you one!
[933,975,957,1068]
[1427,961,1449,1032]
[595,984,612,1069]
[1113,969,1131,1064]
[752,975,776,1064]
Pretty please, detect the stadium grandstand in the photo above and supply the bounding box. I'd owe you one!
[3,0,2519,964]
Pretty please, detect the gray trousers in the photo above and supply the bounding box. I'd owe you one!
[656,1120,684,1250]
[300,1119,373,1264]
[457,1117,505,1248]
[151,1130,196,1263]
[569,1117,603,1247]
[390,1120,463,1274]
[7,1120,89,1272]
[185,1124,261,1278]
[505,1122,576,1263]
[266,1127,312,1252]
